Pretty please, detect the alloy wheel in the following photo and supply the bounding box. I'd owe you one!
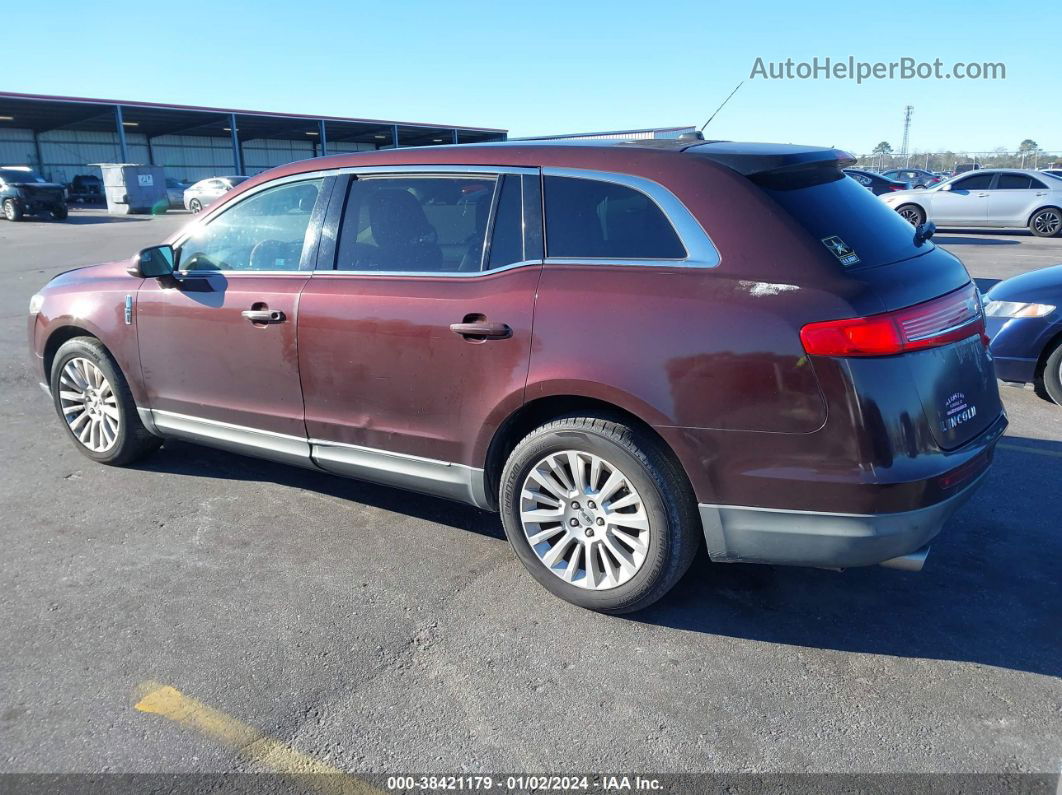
[58,357,120,453]
[899,207,922,225]
[3,200,14,220]
[519,450,651,590]
[1033,210,1061,236]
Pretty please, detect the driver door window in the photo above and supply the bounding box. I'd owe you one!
[180,179,324,272]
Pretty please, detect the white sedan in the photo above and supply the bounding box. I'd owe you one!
[880,169,1062,237]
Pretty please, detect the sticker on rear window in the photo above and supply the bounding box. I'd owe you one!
[821,236,861,267]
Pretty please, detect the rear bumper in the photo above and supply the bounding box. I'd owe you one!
[698,469,985,569]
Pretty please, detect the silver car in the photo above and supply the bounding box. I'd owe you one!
[182,175,249,213]
[881,169,1062,237]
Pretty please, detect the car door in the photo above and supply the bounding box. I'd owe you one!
[297,167,542,504]
[136,175,332,462]
[988,172,1050,227]
[930,172,995,225]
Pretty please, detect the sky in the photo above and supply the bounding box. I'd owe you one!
[5,0,1059,155]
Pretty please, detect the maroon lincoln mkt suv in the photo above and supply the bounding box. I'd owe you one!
[27,140,1006,613]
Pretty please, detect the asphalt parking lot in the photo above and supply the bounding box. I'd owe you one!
[1,209,1059,779]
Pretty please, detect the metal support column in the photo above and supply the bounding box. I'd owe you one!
[319,119,328,157]
[32,130,44,176]
[114,105,129,162]
[229,113,243,174]
[451,129,459,145]
[392,124,399,149]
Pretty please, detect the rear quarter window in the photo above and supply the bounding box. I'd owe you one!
[544,176,686,260]
[760,174,932,270]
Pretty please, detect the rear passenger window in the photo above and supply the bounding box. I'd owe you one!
[544,176,686,260]
[335,175,498,272]
[997,174,1034,189]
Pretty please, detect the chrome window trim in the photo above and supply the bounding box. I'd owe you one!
[308,259,541,279]
[540,166,720,269]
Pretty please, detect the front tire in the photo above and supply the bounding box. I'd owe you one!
[1036,341,1062,406]
[499,415,700,614]
[1029,207,1062,238]
[3,198,23,221]
[50,337,162,465]
[897,204,925,226]
[50,204,68,220]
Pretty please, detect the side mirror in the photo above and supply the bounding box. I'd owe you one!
[939,183,952,192]
[131,244,176,278]
[914,221,936,247]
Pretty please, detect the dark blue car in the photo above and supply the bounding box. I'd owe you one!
[985,264,1062,404]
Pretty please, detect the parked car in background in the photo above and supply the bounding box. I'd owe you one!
[954,163,982,174]
[844,168,909,195]
[183,176,248,213]
[0,167,67,221]
[880,168,943,188]
[165,178,190,209]
[984,265,1062,405]
[27,140,1005,612]
[881,169,1062,236]
[67,174,103,204]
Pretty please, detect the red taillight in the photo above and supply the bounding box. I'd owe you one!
[800,284,985,357]
[888,185,904,191]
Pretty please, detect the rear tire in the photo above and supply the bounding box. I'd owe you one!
[1036,342,1062,406]
[51,205,68,221]
[897,204,925,226]
[188,198,202,214]
[499,415,700,614]
[1028,207,1062,238]
[3,198,22,221]
[50,337,162,466]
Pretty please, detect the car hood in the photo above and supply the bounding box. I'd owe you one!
[46,259,135,289]
[11,181,64,190]
[986,264,1062,304]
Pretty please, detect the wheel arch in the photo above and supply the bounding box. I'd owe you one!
[1034,327,1062,382]
[481,393,694,512]
[1027,204,1062,226]
[43,324,101,382]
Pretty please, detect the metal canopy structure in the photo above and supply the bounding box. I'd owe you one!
[0,91,506,178]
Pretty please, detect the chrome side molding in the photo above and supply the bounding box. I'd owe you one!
[311,439,490,509]
[144,409,491,509]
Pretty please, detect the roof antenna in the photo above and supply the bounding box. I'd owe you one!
[699,81,744,133]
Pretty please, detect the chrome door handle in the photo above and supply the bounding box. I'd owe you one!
[977,193,989,197]
[449,321,512,340]
[241,309,286,323]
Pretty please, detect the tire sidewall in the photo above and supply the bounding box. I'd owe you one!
[500,423,678,612]
[50,339,136,464]
[1042,344,1062,405]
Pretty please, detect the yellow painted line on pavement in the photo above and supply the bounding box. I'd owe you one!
[997,442,1062,459]
[134,681,381,795]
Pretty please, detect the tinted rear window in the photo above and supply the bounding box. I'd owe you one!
[760,174,932,270]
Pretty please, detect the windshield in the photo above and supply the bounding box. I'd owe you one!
[0,169,46,184]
